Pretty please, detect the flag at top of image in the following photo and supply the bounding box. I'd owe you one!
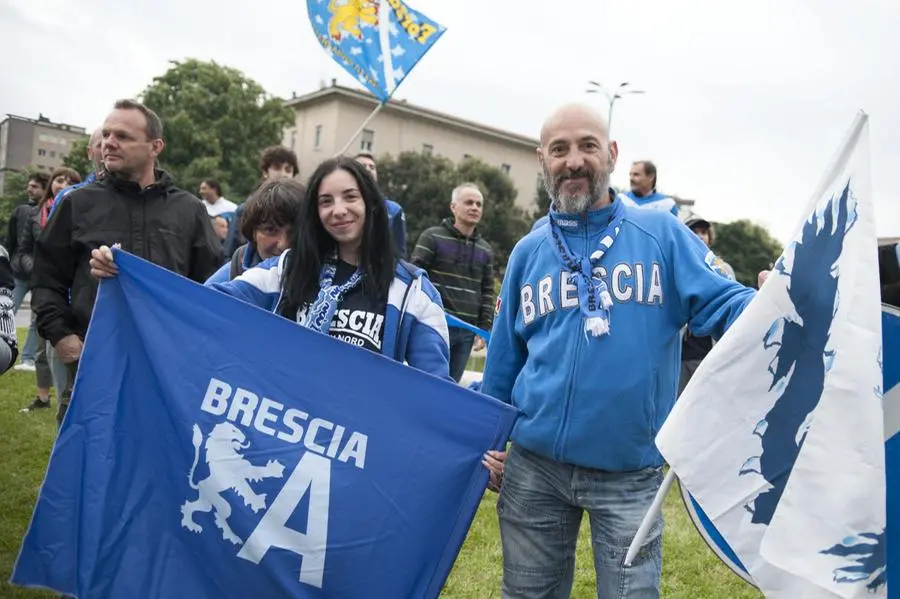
[307,0,446,102]
[656,112,887,598]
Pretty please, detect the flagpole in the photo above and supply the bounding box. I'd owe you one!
[335,102,386,157]
[624,469,676,566]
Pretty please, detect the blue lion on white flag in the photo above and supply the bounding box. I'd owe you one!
[656,113,886,599]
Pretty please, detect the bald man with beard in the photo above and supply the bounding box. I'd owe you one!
[480,103,758,598]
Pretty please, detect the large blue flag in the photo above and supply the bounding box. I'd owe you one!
[307,0,446,101]
[11,251,517,598]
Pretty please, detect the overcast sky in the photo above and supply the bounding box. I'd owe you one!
[1,0,898,243]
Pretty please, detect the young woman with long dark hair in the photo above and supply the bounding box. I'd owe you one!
[206,157,451,378]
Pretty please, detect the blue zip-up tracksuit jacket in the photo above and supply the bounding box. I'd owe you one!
[481,198,756,471]
[206,251,451,380]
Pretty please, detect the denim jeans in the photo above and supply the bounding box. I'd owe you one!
[12,279,38,361]
[497,445,664,599]
[448,327,475,383]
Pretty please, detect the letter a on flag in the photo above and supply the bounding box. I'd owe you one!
[307,0,446,101]
[656,112,887,598]
[11,251,517,599]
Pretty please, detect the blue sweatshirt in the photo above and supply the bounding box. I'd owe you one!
[206,251,451,380]
[481,199,756,471]
[385,198,407,259]
[619,190,679,216]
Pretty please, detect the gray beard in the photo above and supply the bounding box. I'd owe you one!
[544,167,611,214]
[557,194,594,214]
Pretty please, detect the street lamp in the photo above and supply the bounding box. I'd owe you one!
[586,81,645,134]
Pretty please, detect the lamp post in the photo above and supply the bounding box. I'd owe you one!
[586,81,645,134]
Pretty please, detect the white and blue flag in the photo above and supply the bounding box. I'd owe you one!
[657,112,886,598]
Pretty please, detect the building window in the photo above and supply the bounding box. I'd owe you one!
[501,163,511,174]
[422,144,433,156]
[314,125,322,149]
[360,129,375,152]
[463,153,471,160]
[49,151,56,158]
[37,149,47,157]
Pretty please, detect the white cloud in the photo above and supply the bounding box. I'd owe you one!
[0,0,897,242]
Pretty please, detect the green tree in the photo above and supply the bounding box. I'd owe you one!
[140,59,294,200]
[0,170,34,246]
[62,135,92,177]
[712,219,783,287]
[532,179,551,224]
[377,152,529,270]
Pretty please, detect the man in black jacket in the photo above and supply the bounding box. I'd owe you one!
[6,172,48,371]
[32,98,223,425]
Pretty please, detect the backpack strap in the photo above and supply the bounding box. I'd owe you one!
[229,245,246,281]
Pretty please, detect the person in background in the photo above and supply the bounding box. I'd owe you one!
[618,160,679,216]
[412,183,494,382]
[679,215,736,395]
[199,178,237,220]
[205,178,305,284]
[7,172,49,371]
[480,103,757,599]
[211,215,230,244]
[223,146,300,258]
[354,152,408,258]
[36,168,82,231]
[17,167,81,412]
[32,98,223,426]
[880,241,900,307]
[48,128,104,221]
[0,244,18,375]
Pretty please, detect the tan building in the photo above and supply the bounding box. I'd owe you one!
[283,81,542,212]
[0,114,87,194]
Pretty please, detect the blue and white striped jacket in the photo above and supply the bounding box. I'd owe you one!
[206,251,452,380]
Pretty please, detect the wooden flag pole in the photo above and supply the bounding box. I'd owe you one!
[335,102,386,157]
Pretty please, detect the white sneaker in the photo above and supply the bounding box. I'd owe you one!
[14,360,36,372]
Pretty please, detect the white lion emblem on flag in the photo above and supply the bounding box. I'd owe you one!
[180,423,285,545]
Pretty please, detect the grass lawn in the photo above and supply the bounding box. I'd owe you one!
[0,329,762,598]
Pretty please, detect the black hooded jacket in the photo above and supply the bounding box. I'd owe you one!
[32,170,224,345]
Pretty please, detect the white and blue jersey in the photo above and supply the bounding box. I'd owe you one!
[206,251,452,380]
[482,198,756,471]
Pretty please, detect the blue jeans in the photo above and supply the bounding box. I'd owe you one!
[448,327,475,383]
[12,279,38,361]
[497,445,664,599]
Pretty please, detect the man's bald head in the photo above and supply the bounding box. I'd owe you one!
[537,102,618,213]
[539,103,610,147]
